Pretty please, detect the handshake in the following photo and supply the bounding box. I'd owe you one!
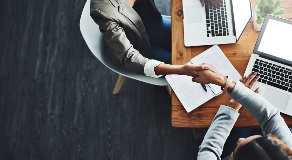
[185,63,260,111]
[182,63,228,88]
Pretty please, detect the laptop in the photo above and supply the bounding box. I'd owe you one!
[244,15,292,116]
[182,0,252,47]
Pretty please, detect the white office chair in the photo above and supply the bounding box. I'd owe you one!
[80,0,171,95]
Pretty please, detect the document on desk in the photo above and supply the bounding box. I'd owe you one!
[166,45,242,113]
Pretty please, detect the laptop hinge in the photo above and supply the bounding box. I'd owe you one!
[229,0,236,38]
[259,55,292,67]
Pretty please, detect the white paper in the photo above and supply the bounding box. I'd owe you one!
[166,45,242,113]
[166,75,216,112]
[190,45,242,81]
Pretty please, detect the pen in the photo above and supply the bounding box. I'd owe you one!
[201,84,207,92]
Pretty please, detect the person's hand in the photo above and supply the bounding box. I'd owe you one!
[241,72,260,93]
[191,64,226,86]
[200,0,205,6]
[227,98,242,111]
[210,0,221,7]
[227,72,260,111]
[201,0,221,7]
[181,63,209,77]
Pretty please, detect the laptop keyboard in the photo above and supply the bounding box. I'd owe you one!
[205,0,229,37]
[252,59,292,92]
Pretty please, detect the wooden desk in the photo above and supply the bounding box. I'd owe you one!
[171,0,292,128]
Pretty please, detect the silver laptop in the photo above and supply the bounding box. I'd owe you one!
[245,15,292,116]
[182,0,251,47]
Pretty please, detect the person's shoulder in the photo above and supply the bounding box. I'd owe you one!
[91,0,112,9]
[90,0,115,19]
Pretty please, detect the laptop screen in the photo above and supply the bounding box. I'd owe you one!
[257,19,292,62]
[231,0,252,39]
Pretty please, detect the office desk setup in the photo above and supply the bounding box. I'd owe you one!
[171,0,292,128]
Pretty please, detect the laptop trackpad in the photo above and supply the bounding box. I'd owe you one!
[184,5,202,23]
[263,88,289,111]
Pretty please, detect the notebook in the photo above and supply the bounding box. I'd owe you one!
[166,45,241,113]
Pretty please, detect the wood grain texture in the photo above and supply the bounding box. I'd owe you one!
[171,0,292,128]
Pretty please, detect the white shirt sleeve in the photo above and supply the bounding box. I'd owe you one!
[144,60,164,78]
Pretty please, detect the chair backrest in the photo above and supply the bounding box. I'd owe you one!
[79,0,168,86]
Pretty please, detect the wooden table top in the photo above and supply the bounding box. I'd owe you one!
[171,0,292,128]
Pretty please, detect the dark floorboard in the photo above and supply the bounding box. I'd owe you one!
[0,0,201,159]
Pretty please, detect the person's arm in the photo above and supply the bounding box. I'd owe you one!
[154,63,209,76]
[197,106,240,160]
[197,75,244,160]
[90,8,149,74]
[193,65,292,148]
[90,8,207,77]
[228,81,292,148]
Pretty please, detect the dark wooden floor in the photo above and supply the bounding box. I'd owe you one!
[0,0,201,159]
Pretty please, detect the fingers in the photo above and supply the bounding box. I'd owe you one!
[243,73,260,91]
[192,77,197,82]
[207,64,217,73]
[201,0,205,6]
[196,63,215,71]
[194,65,209,70]
[255,87,260,94]
[249,75,260,88]
[193,71,199,78]
[241,76,247,83]
[245,74,260,92]
[211,0,221,7]
[245,72,257,87]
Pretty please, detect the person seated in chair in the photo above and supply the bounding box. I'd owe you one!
[90,0,219,78]
[192,64,292,160]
